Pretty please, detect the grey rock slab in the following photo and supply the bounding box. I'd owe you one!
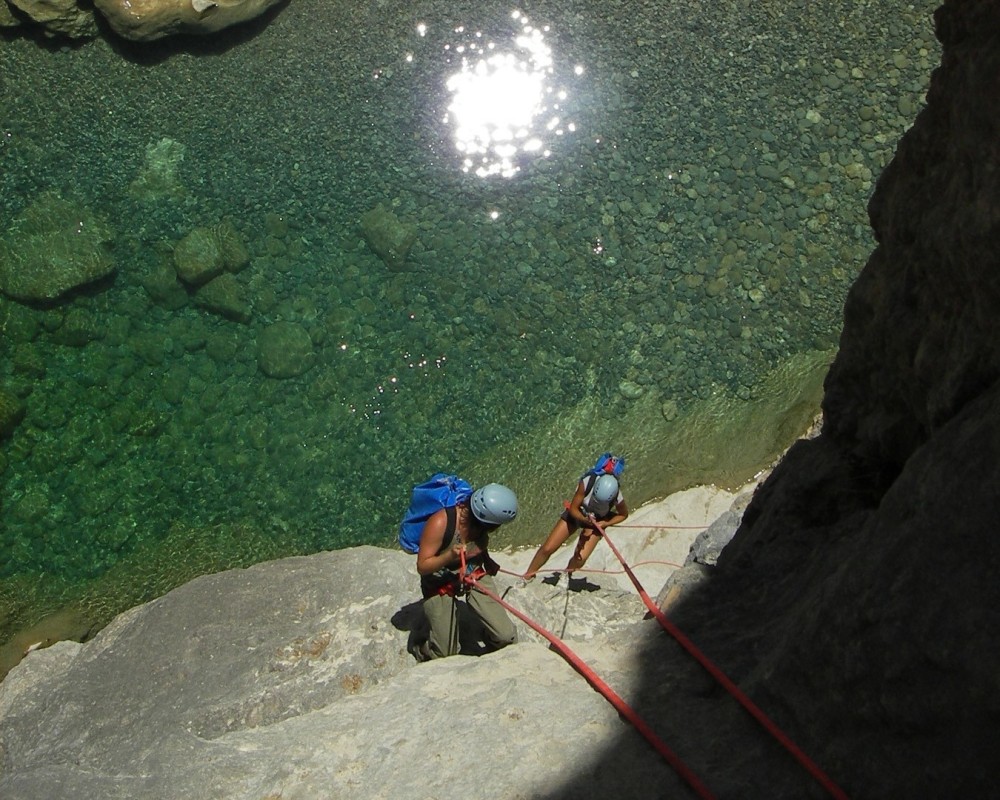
[0,546,684,800]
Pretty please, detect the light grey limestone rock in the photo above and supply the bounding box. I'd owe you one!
[0,545,693,800]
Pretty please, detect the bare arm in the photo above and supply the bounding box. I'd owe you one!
[477,531,501,575]
[566,481,591,526]
[594,498,629,532]
[416,508,463,576]
[608,497,630,525]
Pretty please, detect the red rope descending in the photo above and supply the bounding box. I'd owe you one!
[596,522,851,800]
[460,555,716,800]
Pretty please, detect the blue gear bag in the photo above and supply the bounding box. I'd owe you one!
[398,473,474,554]
[587,452,626,479]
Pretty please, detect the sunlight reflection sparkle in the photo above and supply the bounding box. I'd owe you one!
[441,10,573,178]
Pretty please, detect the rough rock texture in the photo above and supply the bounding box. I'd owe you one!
[7,0,96,37]
[92,0,283,41]
[0,547,744,800]
[0,192,115,303]
[654,488,753,613]
[654,3,1000,798]
[823,0,1000,483]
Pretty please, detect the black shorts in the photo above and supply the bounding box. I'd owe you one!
[559,510,607,535]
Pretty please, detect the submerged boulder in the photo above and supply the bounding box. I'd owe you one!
[0,192,115,303]
[173,226,225,286]
[256,321,314,378]
[173,222,248,287]
[0,386,26,439]
[361,204,417,271]
[129,138,186,202]
[195,272,251,323]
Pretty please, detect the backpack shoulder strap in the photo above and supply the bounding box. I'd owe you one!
[436,505,458,556]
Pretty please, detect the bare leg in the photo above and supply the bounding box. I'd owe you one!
[566,530,602,573]
[524,518,578,578]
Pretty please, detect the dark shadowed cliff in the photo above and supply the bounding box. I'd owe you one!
[650,1,1000,796]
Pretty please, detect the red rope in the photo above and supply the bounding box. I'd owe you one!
[596,522,850,800]
[460,552,715,800]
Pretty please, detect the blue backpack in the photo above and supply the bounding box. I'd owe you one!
[586,452,626,479]
[398,473,474,554]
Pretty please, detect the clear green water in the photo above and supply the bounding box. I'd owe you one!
[0,0,937,637]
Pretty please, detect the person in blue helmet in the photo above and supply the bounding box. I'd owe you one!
[412,483,519,661]
[523,454,629,581]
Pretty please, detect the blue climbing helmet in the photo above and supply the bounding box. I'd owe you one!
[592,474,620,504]
[470,483,518,526]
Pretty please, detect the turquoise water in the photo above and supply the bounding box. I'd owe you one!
[0,0,937,631]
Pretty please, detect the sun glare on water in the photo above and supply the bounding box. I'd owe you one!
[437,10,577,178]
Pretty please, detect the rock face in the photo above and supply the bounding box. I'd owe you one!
[92,0,284,41]
[0,192,115,303]
[0,547,731,800]
[654,3,1000,798]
